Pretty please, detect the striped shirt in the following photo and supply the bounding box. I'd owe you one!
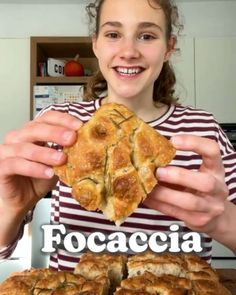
[1,98,236,270]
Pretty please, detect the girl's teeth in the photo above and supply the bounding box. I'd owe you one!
[116,67,141,75]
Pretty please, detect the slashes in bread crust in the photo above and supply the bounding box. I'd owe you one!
[54,103,175,225]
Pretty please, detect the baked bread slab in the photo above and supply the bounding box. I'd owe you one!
[127,252,187,278]
[0,253,231,295]
[0,268,107,295]
[54,103,175,225]
[123,252,231,295]
[117,271,191,295]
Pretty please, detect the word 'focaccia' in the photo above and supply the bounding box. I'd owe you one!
[54,103,175,225]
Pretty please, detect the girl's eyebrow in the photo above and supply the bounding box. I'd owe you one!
[138,22,163,33]
[100,21,122,29]
[100,21,163,32]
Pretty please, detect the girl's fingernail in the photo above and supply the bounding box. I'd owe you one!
[156,167,168,179]
[171,136,182,147]
[52,151,64,162]
[45,168,54,178]
[63,131,74,142]
[72,120,82,130]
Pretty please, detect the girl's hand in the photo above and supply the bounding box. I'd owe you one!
[0,110,82,217]
[144,134,229,234]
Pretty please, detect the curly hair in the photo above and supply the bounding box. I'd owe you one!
[84,0,183,105]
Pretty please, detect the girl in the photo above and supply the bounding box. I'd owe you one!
[0,0,235,271]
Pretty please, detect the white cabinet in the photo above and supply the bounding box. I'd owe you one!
[0,38,30,143]
[195,37,236,123]
[171,36,236,124]
[171,37,195,107]
[31,198,51,268]
[0,199,51,283]
[212,240,236,268]
[0,225,31,283]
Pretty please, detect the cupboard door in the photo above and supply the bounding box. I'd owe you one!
[171,37,195,107]
[195,37,236,123]
[0,39,30,143]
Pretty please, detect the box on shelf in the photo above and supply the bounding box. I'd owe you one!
[33,85,84,117]
[47,58,66,77]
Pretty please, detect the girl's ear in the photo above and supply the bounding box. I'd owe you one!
[92,33,98,58]
[164,35,177,62]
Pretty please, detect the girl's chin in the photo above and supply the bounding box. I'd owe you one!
[111,88,143,100]
[111,94,140,101]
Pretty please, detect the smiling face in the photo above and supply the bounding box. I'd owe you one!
[92,0,174,104]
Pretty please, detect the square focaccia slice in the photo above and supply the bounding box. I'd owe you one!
[0,269,108,295]
[33,271,86,294]
[127,252,187,278]
[0,268,57,295]
[182,254,231,295]
[183,254,219,281]
[116,271,191,295]
[54,103,175,225]
[191,279,232,295]
[74,252,127,293]
[33,271,108,295]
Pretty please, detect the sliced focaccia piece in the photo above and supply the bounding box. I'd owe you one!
[182,254,231,295]
[74,252,127,293]
[125,252,231,295]
[33,271,108,295]
[116,271,191,295]
[191,279,232,295]
[0,268,57,295]
[127,252,187,278]
[183,254,219,280]
[54,103,175,225]
[0,268,108,295]
[33,271,86,294]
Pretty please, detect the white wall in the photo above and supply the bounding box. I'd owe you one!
[178,1,236,38]
[0,2,90,38]
[0,1,235,38]
[0,39,30,142]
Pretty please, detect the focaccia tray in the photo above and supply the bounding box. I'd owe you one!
[0,252,232,295]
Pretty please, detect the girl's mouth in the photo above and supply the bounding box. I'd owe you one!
[114,66,144,76]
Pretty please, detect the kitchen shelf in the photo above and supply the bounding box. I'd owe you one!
[30,36,97,118]
[35,76,91,85]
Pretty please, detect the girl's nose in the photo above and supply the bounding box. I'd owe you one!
[119,39,140,59]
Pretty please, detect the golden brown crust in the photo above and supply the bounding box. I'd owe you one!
[127,252,187,278]
[115,271,192,294]
[191,279,232,295]
[0,268,57,295]
[0,269,107,295]
[54,103,175,225]
[124,252,231,295]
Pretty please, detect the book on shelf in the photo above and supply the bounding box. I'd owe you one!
[38,62,47,77]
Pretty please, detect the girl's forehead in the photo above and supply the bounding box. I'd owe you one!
[99,0,165,25]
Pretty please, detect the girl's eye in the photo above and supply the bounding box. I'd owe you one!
[105,32,119,39]
[139,34,156,41]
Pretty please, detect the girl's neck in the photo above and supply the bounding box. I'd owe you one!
[101,96,169,122]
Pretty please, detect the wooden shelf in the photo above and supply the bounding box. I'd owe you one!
[30,36,97,119]
[34,76,91,85]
